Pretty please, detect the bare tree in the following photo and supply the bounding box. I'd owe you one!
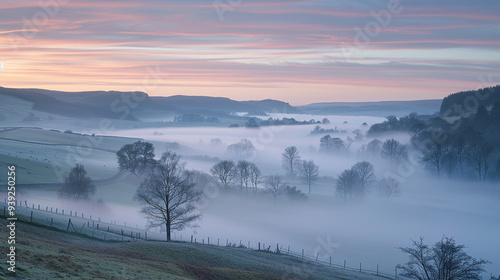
[281,146,301,176]
[382,139,408,165]
[116,141,156,175]
[134,152,201,241]
[58,164,95,200]
[248,162,261,197]
[421,142,445,176]
[336,169,359,200]
[210,160,236,191]
[399,236,489,280]
[376,177,400,199]
[351,161,375,194]
[265,175,284,202]
[297,160,319,194]
[466,143,494,181]
[236,160,251,194]
[226,139,255,159]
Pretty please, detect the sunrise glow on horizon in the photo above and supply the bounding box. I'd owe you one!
[1,0,499,105]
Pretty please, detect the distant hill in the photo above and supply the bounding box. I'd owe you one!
[1,86,448,121]
[298,100,442,117]
[0,87,143,120]
[440,85,500,116]
[0,87,298,120]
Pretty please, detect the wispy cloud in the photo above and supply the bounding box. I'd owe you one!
[0,0,499,104]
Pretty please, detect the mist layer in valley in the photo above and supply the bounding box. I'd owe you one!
[7,114,499,277]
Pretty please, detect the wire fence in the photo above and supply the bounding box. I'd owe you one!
[1,199,403,279]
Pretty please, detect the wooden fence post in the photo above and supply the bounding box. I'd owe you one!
[55,208,58,214]
[70,211,72,216]
[30,211,33,223]
[316,252,319,261]
[217,238,219,246]
[191,235,193,243]
[32,204,34,209]
[50,218,53,227]
[302,249,304,259]
[61,209,63,214]
[97,224,99,230]
[3,206,5,216]
[67,219,72,231]
[208,237,210,245]
[50,207,53,212]
[258,242,260,250]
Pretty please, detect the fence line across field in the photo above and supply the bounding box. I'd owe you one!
[1,200,401,279]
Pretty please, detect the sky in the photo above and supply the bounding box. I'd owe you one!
[0,0,499,105]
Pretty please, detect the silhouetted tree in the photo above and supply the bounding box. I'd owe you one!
[351,161,375,197]
[210,160,236,191]
[226,139,255,159]
[297,160,319,194]
[134,152,201,242]
[58,164,95,200]
[281,146,301,176]
[116,141,156,175]
[320,135,345,153]
[421,142,445,176]
[264,175,284,202]
[236,160,251,194]
[399,236,488,280]
[466,143,494,181]
[336,169,358,200]
[248,162,261,197]
[381,139,408,165]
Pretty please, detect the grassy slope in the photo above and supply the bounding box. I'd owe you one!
[0,219,385,280]
[0,128,142,184]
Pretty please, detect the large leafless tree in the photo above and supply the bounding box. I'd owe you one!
[135,152,201,241]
